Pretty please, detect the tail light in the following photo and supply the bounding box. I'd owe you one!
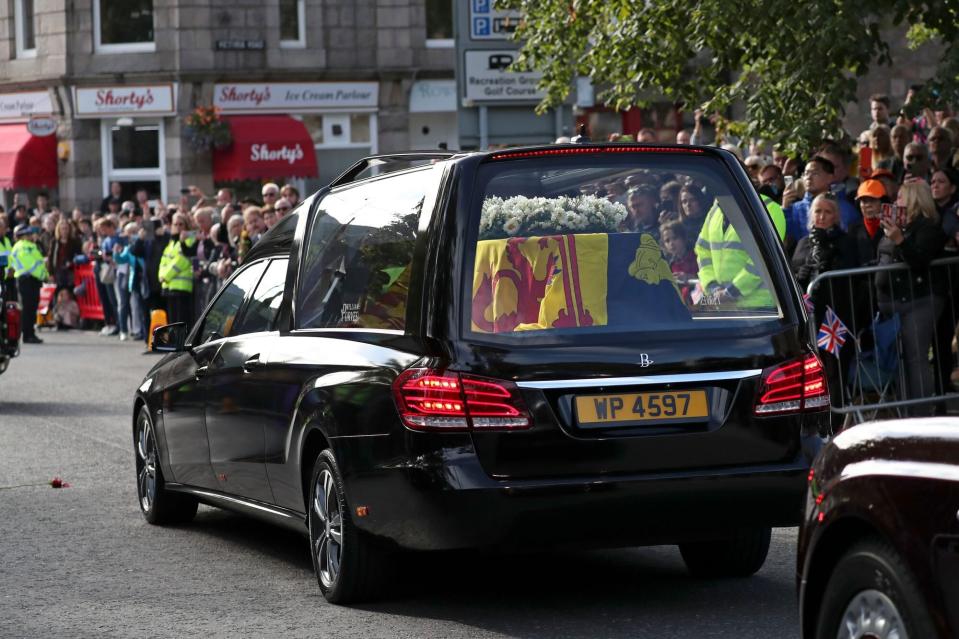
[754,354,829,415]
[393,368,531,432]
[4,302,21,343]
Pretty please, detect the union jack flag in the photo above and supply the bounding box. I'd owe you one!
[802,293,815,314]
[817,306,849,357]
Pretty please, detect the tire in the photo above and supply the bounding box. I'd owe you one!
[134,406,198,525]
[814,537,935,639]
[679,527,771,577]
[308,449,392,604]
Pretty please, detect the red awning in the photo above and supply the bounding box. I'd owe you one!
[0,124,58,190]
[213,115,318,182]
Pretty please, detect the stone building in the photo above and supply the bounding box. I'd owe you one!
[0,0,458,210]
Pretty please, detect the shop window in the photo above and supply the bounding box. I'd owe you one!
[15,0,37,58]
[94,0,155,53]
[279,0,306,48]
[301,115,374,149]
[425,0,453,47]
[111,124,160,170]
[101,119,166,203]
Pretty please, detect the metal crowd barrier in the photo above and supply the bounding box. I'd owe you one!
[805,255,959,424]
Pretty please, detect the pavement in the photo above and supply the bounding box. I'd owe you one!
[0,330,801,638]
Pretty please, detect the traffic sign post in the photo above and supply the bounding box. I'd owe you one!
[455,1,572,150]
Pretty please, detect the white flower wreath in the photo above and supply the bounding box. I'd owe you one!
[479,195,628,240]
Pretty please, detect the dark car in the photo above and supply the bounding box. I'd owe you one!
[798,418,959,638]
[134,144,828,603]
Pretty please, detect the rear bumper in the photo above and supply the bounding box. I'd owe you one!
[338,436,813,551]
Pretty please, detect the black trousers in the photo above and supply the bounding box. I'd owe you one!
[165,291,193,327]
[17,276,41,338]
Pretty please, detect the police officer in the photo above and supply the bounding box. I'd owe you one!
[695,198,778,309]
[11,224,49,344]
[158,213,197,326]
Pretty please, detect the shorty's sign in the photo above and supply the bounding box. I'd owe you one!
[250,143,305,165]
[0,91,53,122]
[214,82,379,113]
[27,116,57,137]
[463,50,545,103]
[72,84,176,118]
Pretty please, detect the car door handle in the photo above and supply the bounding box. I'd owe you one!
[243,354,264,372]
[195,365,210,379]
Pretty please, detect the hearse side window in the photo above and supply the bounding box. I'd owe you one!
[296,170,427,330]
[196,261,267,344]
[232,258,288,335]
[468,156,783,340]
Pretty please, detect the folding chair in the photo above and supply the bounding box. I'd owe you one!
[846,312,902,424]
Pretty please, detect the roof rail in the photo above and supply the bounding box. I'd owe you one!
[328,152,455,188]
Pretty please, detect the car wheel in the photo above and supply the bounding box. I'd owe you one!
[308,449,392,604]
[679,527,771,577]
[814,538,935,639]
[135,406,198,525]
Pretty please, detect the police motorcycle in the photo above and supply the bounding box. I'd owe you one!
[0,252,22,376]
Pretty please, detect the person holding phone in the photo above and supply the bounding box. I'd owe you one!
[875,180,947,414]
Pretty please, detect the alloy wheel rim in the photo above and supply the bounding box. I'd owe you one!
[838,589,908,639]
[312,469,343,588]
[136,417,157,513]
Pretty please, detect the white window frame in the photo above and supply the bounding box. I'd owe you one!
[424,0,453,48]
[14,0,38,58]
[93,0,157,54]
[100,118,167,204]
[279,0,306,49]
[308,113,378,152]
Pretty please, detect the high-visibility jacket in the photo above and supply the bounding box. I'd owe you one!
[0,236,11,268]
[761,195,786,242]
[11,239,49,281]
[158,236,195,294]
[695,201,774,308]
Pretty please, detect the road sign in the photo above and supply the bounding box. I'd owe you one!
[463,50,545,103]
[469,0,522,40]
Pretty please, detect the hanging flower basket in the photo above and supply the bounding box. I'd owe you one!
[183,105,232,151]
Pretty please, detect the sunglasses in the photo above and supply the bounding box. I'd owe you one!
[276,206,291,212]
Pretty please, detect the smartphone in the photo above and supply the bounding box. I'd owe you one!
[784,175,795,187]
[880,203,906,227]
[858,146,873,179]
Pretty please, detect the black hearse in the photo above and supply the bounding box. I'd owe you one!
[134,145,827,603]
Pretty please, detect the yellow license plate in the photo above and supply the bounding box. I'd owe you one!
[575,390,709,426]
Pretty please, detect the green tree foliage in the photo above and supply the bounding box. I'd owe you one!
[498,0,959,151]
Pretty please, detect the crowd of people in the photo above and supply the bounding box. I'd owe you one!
[566,87,959,413]
[1,181,301,345]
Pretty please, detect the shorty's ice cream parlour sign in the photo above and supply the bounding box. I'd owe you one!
[213,82,379,113]
[72,84,177,118]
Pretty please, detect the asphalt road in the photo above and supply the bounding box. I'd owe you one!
[0,331,801,639]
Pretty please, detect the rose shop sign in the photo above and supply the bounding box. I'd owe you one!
[214,82,379,114]
[72,84,177,118]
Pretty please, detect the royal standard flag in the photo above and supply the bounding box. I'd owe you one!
[471,232,690,333]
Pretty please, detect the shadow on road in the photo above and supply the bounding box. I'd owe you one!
[0,400,129,418]
[179,508,797,638]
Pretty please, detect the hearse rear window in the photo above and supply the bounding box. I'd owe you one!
[467,153,782,339]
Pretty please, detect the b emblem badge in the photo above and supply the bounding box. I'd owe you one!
[639,354,654,368]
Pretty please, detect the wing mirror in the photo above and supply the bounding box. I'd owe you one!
[152,323,188,353]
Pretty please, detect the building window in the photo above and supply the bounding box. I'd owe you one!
[15,0,37,58]
[94,0,155,53]
[425,0,453,48]
[279,0,306,49]
[101,119,166,202]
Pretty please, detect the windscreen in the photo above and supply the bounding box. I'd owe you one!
[467,153,782,340]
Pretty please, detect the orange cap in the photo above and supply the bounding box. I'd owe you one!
[856,179,886,200]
